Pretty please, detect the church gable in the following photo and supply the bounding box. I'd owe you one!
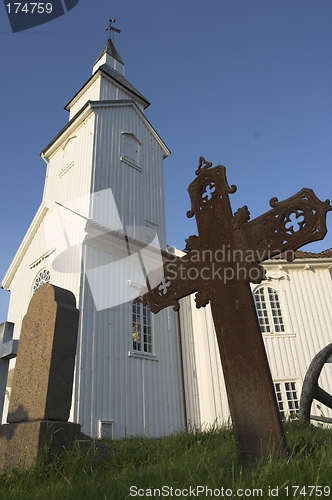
[3,203,85,337]
[91,101,168,247]
[42,110,95,210]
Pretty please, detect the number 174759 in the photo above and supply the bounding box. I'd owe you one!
[6,3,53,14]
[284,486,330,497]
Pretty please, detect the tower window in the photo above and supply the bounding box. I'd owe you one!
[132,300,152,354]
[253,286,285,334]
[60,136,76,177]
[121,133,141,171]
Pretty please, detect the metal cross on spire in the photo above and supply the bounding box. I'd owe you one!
[105,19,121,42]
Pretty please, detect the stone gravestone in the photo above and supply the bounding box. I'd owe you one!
[143,157,331,460]
[0,284,80,472]
[0,322,18,423]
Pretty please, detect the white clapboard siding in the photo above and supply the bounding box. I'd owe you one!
[71,241,183,438]
[67,77,101,120]
[42,113,95,212]
[91,102,168,249]
[99,75,146,112]
[6,209,83,338]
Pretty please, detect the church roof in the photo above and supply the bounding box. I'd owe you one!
[99,63,150,107]
[292,248,332,259]
[64,63,150,112]
[274,248,332,260]
[93,39,124,66]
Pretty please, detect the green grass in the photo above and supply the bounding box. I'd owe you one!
[0,421,331,500]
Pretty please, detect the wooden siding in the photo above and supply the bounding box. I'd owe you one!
[6,211,83,338]
[72,242,183,438]
[68,77,100,120]
[91,103,167,250]
[43,114,94,213]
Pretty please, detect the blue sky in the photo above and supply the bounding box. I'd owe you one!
[0,0,331,320]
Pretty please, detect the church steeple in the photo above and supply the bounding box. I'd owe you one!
[64,22,150,119]
[93,19,124,75]
[92,39,124,75]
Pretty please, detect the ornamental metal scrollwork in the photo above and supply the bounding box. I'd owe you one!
[143,158,331,314]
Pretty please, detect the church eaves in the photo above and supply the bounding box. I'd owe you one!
[64,64,150,113]
[99,64,150,108]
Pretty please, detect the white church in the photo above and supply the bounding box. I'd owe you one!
[2,38,332,438]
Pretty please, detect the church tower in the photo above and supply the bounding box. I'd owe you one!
[2,34,184,438]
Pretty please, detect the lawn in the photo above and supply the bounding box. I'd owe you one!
[0,421,331,499]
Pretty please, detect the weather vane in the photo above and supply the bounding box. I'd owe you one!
[105,19,121,42]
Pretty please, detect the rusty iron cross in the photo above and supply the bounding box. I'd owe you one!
[143,157,331,460]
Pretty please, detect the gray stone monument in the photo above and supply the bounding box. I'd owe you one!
[0,322,18,422]
[0,284,81,472]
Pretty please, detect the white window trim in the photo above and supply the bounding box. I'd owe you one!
[128,351,158,361]
[253,284,291,336]
[32,268,51,294]
[274,380,300,419]
[120,132,142,172]
[60,136,77,177]
[131,300,154,357]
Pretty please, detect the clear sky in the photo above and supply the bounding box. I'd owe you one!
[0,0,331,320]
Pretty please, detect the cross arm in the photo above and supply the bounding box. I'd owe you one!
[143,252,205,313]
[0,339,18,360]
[238,188,331,262]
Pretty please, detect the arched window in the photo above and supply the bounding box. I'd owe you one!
[32,268,51,294]
[121,133,141,171]
[253,286,285,334]
[132,300,152,353]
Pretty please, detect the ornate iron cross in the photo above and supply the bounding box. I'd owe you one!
[143,157,331,460]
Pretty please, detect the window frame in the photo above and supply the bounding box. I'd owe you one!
[274,380,300,420]
[130,300,155,358]
[253,285,286,335]
[32,268,51,294]
[120,132,142,172]
[60,136,77,177]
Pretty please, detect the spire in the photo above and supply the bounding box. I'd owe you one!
[93,19,124,75]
